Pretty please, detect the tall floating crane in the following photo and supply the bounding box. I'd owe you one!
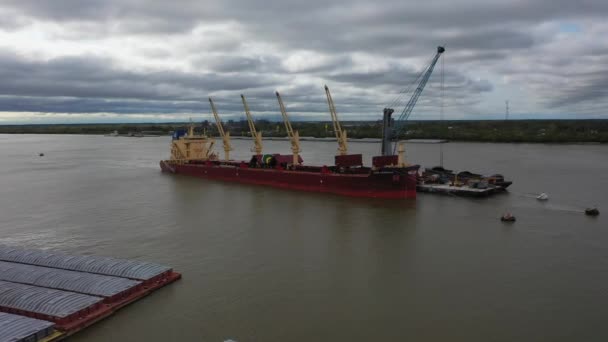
[241,94,263,155]
[324,85,348,155]
[208,97,233,160]
[275,91,301,166]
[382,46,445,156]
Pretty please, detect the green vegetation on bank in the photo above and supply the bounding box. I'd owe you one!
[1,119,607,143]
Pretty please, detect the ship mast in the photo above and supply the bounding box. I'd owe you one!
[241,94,263,155]
[275,91,301,165]
[187,118,194,137]
[324,85,348,155]
[208,97,233,161]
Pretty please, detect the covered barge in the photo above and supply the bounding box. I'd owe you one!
[0,245,181,341]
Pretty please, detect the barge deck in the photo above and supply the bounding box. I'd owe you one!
[416,183,504,197]
[0,245,181,341]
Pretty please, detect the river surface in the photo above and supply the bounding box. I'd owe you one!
[0,134,607,341]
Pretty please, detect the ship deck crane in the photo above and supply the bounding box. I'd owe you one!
[324,85,348,155]
[208,97,233,160]
[241,94,263,155]
[275,91,301,166]
[382,46,445,157]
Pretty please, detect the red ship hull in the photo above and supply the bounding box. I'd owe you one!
[160,160,418,199]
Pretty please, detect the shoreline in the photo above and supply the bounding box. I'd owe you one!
[1,119,607,143]
[1,132,606,145]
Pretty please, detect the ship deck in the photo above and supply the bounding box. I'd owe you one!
[416,183,502,197]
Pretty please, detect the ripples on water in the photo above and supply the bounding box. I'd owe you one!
[0,134,607,341]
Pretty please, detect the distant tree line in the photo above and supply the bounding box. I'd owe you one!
[1,119,607,143]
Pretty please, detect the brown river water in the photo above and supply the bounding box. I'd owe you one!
[0,134,607,341]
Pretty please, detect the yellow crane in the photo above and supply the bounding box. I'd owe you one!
[324,85,348,155]
[275,91,301,165]
[241,94,263,155]
[208,97,232,160]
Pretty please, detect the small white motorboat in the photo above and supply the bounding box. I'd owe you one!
[536,193,549,201]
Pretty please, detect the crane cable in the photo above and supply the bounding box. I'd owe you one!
[385,53,437,111]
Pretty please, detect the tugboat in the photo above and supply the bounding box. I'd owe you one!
[486,174,513,189]
[501,212,516,222]
[585,208,600,216]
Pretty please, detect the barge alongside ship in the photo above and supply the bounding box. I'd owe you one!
[415,165,513,197]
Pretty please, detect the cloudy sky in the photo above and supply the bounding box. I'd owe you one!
[0,0,607,124]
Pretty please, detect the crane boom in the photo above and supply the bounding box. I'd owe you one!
[324,85,348,155]
[383,46,445,155]
[241,94,263,155]
[208,97,233,160]
[275,91,301,165]
[392,46,445,150]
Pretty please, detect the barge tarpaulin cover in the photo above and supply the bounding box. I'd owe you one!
[0,280,102,320]
[0,261,141,299]
[0,312,55,342]
[0,245,171,281]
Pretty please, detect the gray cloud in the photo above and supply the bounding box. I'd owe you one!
[0,52,281,102]
[546,68,608,109]
[0,0,607,121]
[0,48,476,118]
[197,55,285,74]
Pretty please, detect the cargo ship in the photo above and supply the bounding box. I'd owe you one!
[160,122,419,199]
[160,90,419,199]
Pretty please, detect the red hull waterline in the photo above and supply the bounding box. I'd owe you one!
[160,160,419,199]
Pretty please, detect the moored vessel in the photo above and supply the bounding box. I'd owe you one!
[419,166,513,194]
[160,120,419,199]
